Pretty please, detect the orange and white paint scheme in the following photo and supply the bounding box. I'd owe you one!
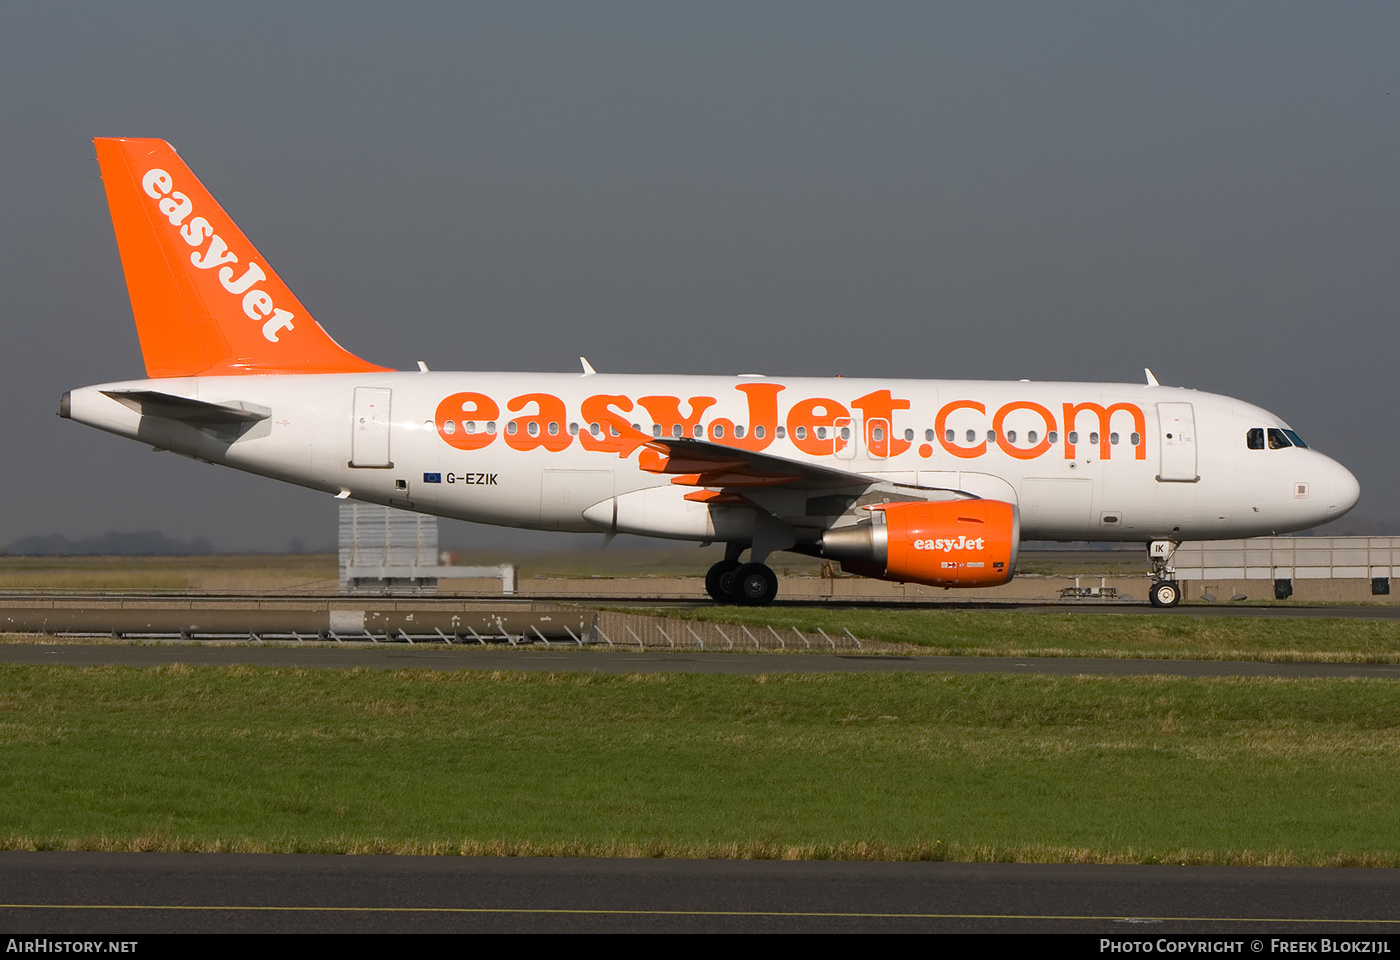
[63,138,1361,606]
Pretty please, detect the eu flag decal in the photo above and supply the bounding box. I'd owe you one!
[423,473,442,483]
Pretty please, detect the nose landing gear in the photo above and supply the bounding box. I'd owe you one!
[1148,540,1182,608]
[1149,579,1181,608]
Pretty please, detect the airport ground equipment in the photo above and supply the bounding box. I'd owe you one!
[339,503,515,596]
[1172,536,1400,599]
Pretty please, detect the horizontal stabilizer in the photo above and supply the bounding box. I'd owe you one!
[102,390,270,425]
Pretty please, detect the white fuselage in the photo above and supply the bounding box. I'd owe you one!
[65,371,1360,548]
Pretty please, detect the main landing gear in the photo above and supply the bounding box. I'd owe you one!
[705,560,741,602]
[706,547,780,606]
[1148,540,1182,608]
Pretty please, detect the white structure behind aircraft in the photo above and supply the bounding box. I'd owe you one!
[62,139,1360,606]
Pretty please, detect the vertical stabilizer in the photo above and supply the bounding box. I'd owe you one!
[94,138,390,377]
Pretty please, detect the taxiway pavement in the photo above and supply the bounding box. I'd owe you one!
[3,853,1399,934]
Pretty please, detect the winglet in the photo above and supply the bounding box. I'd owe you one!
[1144,368,1160,387]
[94,138,390,378]
[580,357,597,376]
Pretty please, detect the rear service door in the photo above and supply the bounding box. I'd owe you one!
[351,387,393,467]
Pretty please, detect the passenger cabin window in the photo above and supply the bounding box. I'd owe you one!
[1247,428,1265,450]
[1268,428,1292,449]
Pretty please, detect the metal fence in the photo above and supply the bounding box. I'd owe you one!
[590,611,869,651]
[0,600,879,650]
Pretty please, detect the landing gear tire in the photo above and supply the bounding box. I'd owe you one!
[705,560,742,603]
[733,562,779,606]
[1149,580,1181,608]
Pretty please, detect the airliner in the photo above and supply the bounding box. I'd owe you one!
[61,138,1361,607]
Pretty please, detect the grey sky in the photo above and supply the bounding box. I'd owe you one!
[2,3,1396,551]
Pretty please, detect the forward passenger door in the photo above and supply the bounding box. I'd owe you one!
[1156,402,1198,483]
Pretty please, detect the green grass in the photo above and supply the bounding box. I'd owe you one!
[1,664,1397,864]
[0,554,338,592]
[657,607,1400,662]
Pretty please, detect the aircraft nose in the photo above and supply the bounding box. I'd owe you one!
[1325,460,1361,520]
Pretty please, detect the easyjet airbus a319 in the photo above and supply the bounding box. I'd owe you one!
[62,138,1360,606]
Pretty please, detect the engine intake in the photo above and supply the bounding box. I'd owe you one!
[820,499,1019,587]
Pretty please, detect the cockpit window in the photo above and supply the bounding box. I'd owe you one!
[1246,428,1265,450]
[1282,429,1308,449]
[1267,428,1292,449]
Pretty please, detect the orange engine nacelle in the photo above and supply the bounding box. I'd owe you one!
[819,499,1019,587]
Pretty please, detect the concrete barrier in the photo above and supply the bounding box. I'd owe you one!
[0,599,594,641]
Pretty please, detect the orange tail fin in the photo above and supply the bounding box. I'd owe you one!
[94,138,390,377]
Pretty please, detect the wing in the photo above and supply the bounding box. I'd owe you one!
[637,436,878,504]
